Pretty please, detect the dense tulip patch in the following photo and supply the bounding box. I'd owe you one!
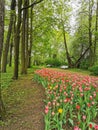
[34,68,98,130]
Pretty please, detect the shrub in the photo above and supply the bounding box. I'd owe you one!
[45,58,62,67]
[80,59,90,69]
[89,65,98,76]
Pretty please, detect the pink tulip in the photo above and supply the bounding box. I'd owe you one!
[45,109,49,114]
[92,101,95,105]
[45,106,49,114]
[51,111,55,116]
[94,125,98,130]
[74,126,81,130]
[82,115,86,120]
[93,93,96,97]
[90,95,93,100]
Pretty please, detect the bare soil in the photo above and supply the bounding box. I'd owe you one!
[0,73,45,130]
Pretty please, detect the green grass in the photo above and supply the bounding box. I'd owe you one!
[50,67,91,75]
[1,66,13,89]
[1,65,43,89]
[67,68,91,75]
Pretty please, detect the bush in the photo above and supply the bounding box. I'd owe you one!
[89,65,98,76]
[45,58,62,67]
[80,59,90,69]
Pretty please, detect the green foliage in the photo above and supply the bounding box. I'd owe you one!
[80,59,90,69]
[68,68,90,75]
[1,66,41,89]
[1,66,13,88]
[45,58,62,67]
[89,65,98,76]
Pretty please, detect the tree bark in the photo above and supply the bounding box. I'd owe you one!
[2,0,16,72]
[88,0,93,65]
[13,0,22,79]
[88,0,93,47]
[62,23,73,68]
[9,36,13,67]
[28,7,33,68]
[0,0,5,120]
[74,45,91,67]
[25,0,29,70]
[21,0,28,74]
[21,0,44,10]
[94,0,98,61]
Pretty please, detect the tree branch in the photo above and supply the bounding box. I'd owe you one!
[74,45,91,67]
[21,0,44,11]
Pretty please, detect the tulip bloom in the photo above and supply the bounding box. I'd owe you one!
[76,105,80,110]
[58,108,63,114]
[74,126,81,130]
[89,124,93,128]
[94,125,98,130]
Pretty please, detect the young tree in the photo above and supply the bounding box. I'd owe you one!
[2,0,16,72]
[21,0,28,74]
[94,0,98,62]
[28,6,33,68]
[62,21,73,67]
[25,0,29,69]
[9,35,13,67]
[13,0,22,79]
[88,0,94,65]
[0,0,5,120]
[52,0,73,67]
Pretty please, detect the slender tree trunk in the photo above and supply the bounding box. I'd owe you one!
[28,7,33,68]
[0,0,4,64]
[25,0,29,70]
[13,0,22,79]
[9,36,13,67]
[21,1,26,74]
[88,0,93,65]
[21,0,29,74]
[0,0,5,120]
[9,14,16,67]
[94,0,98,62]
[75,45,91,67]
[62,23,73,68]
[89,0,93,46]
[2,0,16,72]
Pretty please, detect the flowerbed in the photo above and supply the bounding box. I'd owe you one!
[34,68,98,130]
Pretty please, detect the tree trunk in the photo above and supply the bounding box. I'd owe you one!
[9,13,16,67]
[28,7,33,68]
[74,45,91,67]
[13,0,22,79]
[2,0,16,72]
[25,0,29,70]
[88,0,93,65]
[62,23,73,68]
[94,0,98,62]
[9,36,13,67]
[0,0,5,120]
[21,0,28,74]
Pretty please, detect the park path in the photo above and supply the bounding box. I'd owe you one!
[0,73,45,130]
